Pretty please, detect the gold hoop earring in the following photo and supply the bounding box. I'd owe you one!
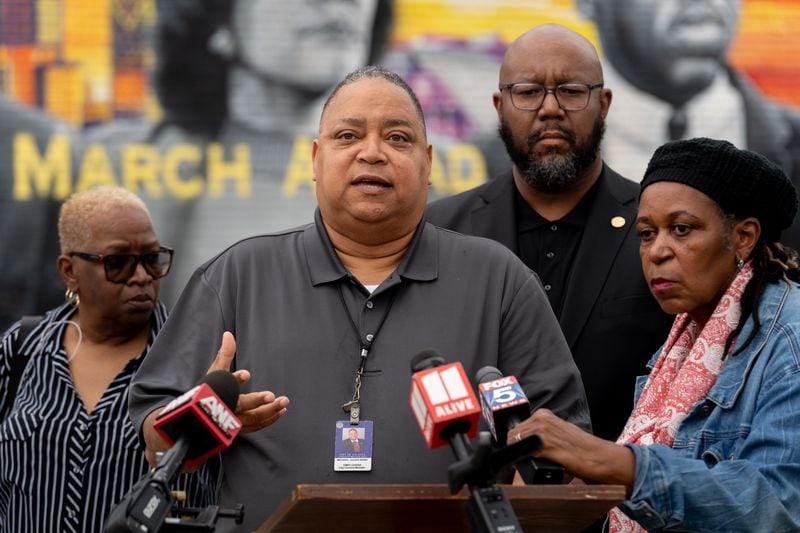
[65,288,80,308]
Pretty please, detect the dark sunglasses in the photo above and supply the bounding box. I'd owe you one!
[69,246,174,283]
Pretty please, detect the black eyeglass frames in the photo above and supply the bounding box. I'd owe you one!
[69,247,174,283]
[499,82,604,112]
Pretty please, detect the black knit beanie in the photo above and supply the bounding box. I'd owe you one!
[641,137,798,241]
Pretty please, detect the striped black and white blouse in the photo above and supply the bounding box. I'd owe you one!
[0,302,217,532]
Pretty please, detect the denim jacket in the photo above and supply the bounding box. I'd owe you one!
[619,280,800,532]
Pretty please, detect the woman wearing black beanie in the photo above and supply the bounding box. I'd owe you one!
[507,137,800,532]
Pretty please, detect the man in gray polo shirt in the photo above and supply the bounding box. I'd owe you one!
[129,65,590,532]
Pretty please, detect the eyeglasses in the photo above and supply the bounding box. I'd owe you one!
[69,247,174,283]
[499,82,604,111]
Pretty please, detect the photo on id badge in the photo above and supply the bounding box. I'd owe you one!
[334,420,373,471]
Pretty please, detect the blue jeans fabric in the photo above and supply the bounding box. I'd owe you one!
[619,281,800,532]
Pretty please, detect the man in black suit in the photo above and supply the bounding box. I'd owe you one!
[427,24,672,441]
[342,428,366,454]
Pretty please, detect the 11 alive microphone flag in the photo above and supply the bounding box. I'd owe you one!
[410,360,480,448]
[154,376,243,469]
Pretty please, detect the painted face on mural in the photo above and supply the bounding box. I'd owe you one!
[230,0,379,92]
[584,0,741,103]
[494,26,609,193]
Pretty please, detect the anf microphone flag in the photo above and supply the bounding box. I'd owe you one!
[410,361,480,448]
[154,380,242,469]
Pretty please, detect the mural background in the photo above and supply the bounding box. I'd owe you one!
[1,0,798,326]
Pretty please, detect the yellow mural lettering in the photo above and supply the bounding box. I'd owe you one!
[163,143,203,200]
[282,136,315,197]
[428,150,447,196]
[207,143,251,198]
[446,144,487,194]
[122,144,163,198]
[12,133,71,201]
[75,144,117,192]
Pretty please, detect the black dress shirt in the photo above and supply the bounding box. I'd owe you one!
[515,181,599,318]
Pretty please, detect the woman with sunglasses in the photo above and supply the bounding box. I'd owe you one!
[0,186,215,531]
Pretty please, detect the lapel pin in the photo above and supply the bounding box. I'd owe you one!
[611,216,626,228]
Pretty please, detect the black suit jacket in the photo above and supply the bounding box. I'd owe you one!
[426,166,673,440]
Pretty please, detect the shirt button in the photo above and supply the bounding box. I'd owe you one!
[546,252,554,259]
[550,225,558,231]
[365,301,374,309]
[698,404,713,417]
[72,466,81,474]
[365,333,374,342]
[67,509,76,518]
[544,284,552,291]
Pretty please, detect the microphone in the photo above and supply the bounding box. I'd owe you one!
[476,366,563,484]
[409,349,480,451]
[411,352,524,532]
[475,366,531,446]
[105,371,242,533]
[153,370,242,469]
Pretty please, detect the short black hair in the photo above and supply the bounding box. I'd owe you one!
[320,65,427,140]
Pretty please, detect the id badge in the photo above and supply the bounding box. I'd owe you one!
[333,420,373,471]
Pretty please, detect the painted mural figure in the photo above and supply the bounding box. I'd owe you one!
[90,0,394,304]
[577,0,800,247]
[0,97,75,331]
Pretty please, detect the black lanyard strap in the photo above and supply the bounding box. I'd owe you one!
[337,280,398,422]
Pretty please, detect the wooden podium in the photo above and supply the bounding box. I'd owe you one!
[257,483,625,532]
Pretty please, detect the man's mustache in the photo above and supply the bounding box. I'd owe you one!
[527,125,577,146]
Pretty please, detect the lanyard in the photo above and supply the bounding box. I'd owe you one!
[337,281,397,424]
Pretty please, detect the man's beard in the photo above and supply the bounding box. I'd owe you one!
[498,118,605,193]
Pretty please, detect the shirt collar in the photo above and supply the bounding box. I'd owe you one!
[514,171,603,231]
[304,208,438,286]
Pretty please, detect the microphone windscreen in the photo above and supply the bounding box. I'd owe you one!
[475,365,504,384]
[410,348,446,372]
[199,370,239,410]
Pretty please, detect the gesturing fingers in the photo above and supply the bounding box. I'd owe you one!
[235,391,290,434]
[207,331,237,374]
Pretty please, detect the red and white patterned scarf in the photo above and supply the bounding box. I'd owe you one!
[608,262,753,532]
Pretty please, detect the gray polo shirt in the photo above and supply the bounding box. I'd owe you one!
[130,210,590,532]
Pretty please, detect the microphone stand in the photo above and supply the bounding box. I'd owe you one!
[104,444,244,533]
[159,503,245,532]
[445,428,542,533]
